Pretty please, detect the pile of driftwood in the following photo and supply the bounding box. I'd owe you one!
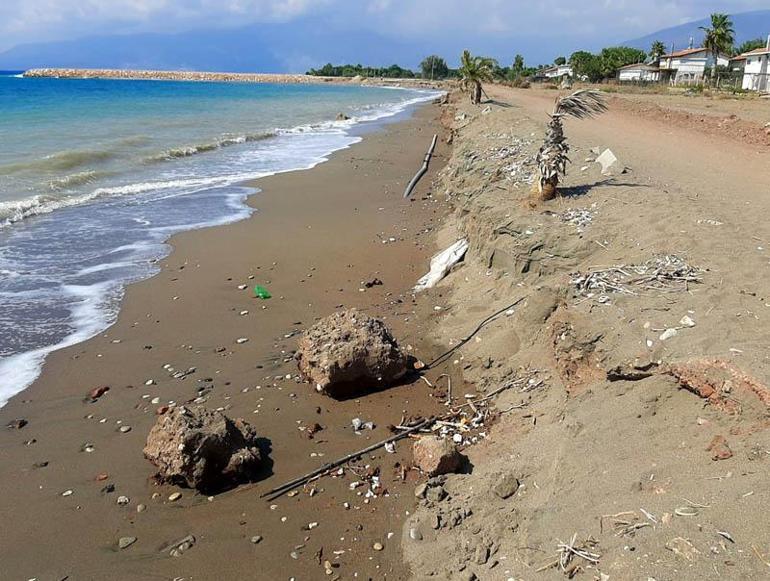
[571,254,702,299]
[261,370,541,500]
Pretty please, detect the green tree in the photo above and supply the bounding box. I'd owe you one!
[510,54,525,78]
[736,38,767,55]
[599,46,647,77]
[650,40,666,59]
[569,51,603,82]
[458,49,495,104]
[554,56,567,66]
[420,55,449,79]
[700,13,735,83]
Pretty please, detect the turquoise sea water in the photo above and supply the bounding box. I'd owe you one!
[0,73,439,404]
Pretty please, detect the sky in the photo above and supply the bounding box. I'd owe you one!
[1,0,768,61]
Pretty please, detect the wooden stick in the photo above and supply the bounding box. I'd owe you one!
[260,418,434,500]
[403,134,438,199]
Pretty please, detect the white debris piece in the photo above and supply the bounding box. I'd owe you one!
[414,239,469,292]
[596,148,619,175]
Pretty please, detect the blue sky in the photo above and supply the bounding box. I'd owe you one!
[1,1,768,61]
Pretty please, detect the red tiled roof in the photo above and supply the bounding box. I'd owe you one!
[662,47,709,58]
[740,47,770,57]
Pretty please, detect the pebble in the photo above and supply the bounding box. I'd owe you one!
[373,542,384,551]
[137,504,146,513]
[659,328,678,341]
[119,425,132,433]
[61,489,73,497]
[236,337,249,344]
[117,495,130,505]
[251,535,263,544]
[168,492,182,502]
[145,379,155,386]
[409,527,423,541]
[118,536,137,550]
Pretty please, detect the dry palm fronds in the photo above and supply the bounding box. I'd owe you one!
[571,254,702,298]
[536,90,607,200]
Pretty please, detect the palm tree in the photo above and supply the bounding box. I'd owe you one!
[700,13,735,84]
[536,90,607,201]
[458,50,495,104]
[650,40,666,60]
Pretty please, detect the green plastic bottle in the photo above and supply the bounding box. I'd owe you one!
[254,285,272,300]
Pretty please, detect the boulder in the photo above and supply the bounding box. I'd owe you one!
[413,436,465,476]
[143,406,262,492]
[296,309,409,398]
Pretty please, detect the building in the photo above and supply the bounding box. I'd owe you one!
[542,64,573,79]
[617,63,661,83]
[657,47,730,85]
[740,37,770,92]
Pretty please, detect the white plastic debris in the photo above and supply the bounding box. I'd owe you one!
[596,148,619,176]
[414,239,469,292]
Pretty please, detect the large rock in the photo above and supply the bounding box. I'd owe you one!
[296,309,409,398]
[144,406,262,492]
[413,436,466,476]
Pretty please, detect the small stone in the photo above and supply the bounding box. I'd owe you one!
[168,492,182,502]
[492,472,520,499]
[680,315,696,328]
[659,328,678,341]
[6,418,28,430]
[413,436,466,476]
[414,483,428,498]
[409,527,423,541]
[373,542,384,551]
[707,435,733,461]
[137,504,146,513]
[61,489,73,497]
[236,337,249,344]
[119,425,132,433]
[118,536,137,550]
[117,495,130,505]
[251,535,262,544]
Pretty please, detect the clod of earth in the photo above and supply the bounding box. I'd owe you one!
[144,406,263,492]
[295,308,409,398]
[413,436,466,477]
[707,435,733,461]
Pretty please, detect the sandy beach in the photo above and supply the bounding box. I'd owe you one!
[0,103,451,580]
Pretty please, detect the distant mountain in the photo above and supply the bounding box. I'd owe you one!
[0,19,427,73]
[623,10,770,54]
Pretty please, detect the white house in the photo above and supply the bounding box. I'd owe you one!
[543,64,573,79]
[658,47,730,85]
[741,37,770,92]
[617,63,661,83]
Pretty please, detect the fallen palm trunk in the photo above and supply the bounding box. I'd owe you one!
[403,134,438,199]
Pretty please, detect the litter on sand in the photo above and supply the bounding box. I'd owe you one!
[414,239,469,291]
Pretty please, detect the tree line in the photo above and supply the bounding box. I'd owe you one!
[308,13,759,84]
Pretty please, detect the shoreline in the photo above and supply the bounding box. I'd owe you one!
[0,86,443,407]
[23,67,446,89]
[0,101,451,579]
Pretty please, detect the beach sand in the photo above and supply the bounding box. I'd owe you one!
[0,104,450,579]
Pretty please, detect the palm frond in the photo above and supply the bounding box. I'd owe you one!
[553,89,608,120]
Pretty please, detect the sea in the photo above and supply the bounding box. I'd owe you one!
[0,70,440,405]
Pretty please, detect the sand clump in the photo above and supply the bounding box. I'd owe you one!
[144,406,263,492]
[295,308,410,398]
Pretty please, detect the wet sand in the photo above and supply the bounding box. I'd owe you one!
[0,104,449,580]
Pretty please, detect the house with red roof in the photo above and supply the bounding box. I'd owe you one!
[740,37,770,92]
[657,47,730,85]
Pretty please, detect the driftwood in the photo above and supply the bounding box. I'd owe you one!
[403,134,438,199]
[260,373,536,500]
[260,418,434,500]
